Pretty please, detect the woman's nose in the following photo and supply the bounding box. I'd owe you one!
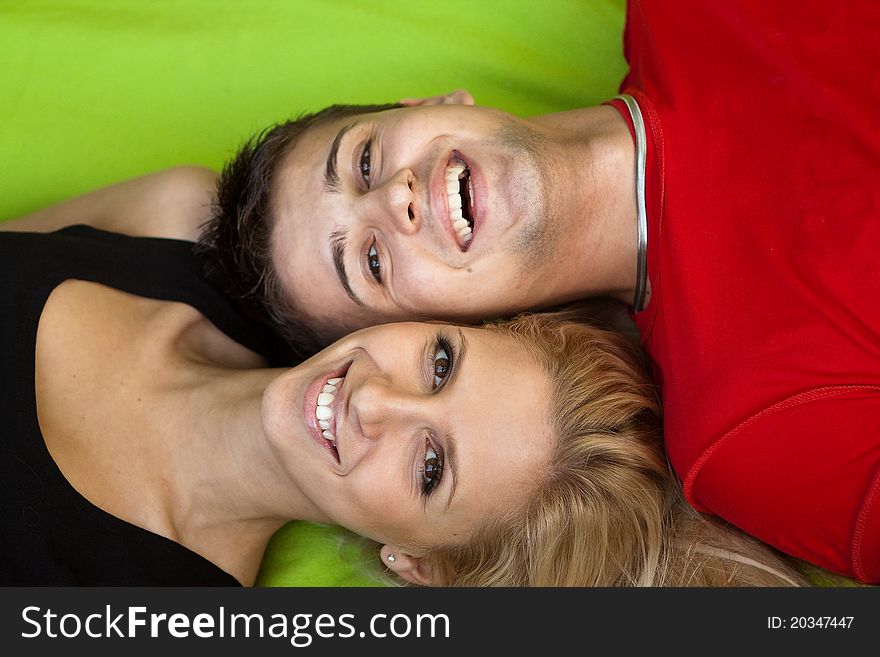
[362,168,420,235]
[349,375,423,441]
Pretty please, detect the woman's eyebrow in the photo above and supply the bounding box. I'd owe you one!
[443,432,458,513]
[324,121,358,193]
[449,329,467,391]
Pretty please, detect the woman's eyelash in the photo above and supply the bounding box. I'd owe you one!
[420,435,444,497]
[430,333,455,390]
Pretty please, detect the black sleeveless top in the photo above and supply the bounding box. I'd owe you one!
[0,226,287,585]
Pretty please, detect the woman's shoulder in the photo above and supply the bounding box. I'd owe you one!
[125,166,219,241]
[0,166,219,242]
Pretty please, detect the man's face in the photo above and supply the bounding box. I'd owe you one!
[270,102,563,339]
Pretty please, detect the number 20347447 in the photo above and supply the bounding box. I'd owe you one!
[768,616,854,629]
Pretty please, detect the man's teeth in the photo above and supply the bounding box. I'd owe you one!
[315,376,343,445]
[446,163,472,244]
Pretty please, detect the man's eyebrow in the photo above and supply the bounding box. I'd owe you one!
[324,121,358,193]
[443,329,468,513]
[329,227,364,307]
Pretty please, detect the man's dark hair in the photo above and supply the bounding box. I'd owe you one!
[197,103,401,361]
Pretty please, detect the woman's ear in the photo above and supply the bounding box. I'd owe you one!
[398,89,475,107]
[380,544,436,586]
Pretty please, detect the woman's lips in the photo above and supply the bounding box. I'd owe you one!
[303,362,350,463]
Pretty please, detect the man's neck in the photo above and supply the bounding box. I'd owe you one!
[528,104,638,306]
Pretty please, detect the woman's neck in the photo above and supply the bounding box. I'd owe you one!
[152,325,317,585]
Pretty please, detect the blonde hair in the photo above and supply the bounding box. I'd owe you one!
[417,307,805,586]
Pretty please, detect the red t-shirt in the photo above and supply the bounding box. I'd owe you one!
[612,0,880,582]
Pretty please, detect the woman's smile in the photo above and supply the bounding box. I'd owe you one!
[303,360,351,465]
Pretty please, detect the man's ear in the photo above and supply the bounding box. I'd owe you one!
[380,544,436,586]
[398,89,475,107]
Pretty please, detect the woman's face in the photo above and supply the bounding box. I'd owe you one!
[262,322,553,552]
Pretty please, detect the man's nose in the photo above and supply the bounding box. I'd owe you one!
[362,168,420,235]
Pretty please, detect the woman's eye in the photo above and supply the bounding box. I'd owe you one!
[367,241,381,283]
[421,440,444,496]
[359,140,372,186]
[432,345,451,389]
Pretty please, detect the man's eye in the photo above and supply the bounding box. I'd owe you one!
[421,438,444,497]
[359,140,372,186]
[367,241,381,283]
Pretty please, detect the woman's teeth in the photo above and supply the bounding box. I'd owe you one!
[315,377,342,445]
[446,163,472,244]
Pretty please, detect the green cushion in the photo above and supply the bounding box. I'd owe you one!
[794,561,868,588]
[0,0,628,586]
[255,523,385,587]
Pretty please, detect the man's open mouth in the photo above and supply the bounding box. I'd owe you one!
[445,157,474,249]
